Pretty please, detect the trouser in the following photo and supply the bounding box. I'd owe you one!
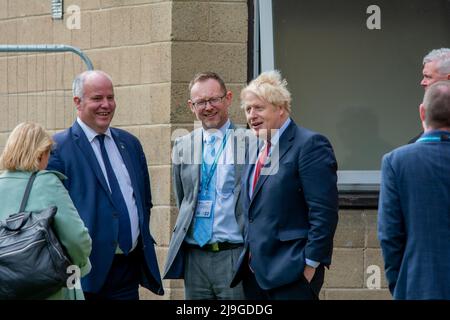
[84,249,141,300]
[184,244,245,300]
[242,264,325,300]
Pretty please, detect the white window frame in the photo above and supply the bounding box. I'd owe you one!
[254,0,380,190]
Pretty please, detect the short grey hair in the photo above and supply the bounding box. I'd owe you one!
[422,80,450,129]
[423,48,450,75]
[72,70,113,99]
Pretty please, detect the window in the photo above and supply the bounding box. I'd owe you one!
[254,0,450,198]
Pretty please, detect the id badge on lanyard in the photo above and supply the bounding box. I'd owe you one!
[195,164,216,219]
[194,130,230,218]
[195,198,213,218]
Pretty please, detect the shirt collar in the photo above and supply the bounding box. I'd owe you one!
[77,117,112,142]
[267,117,291,147]
[202,119,231,143]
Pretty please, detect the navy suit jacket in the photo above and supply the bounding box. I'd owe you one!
[231,120,338,290]
[47,121,163,295]
[378,130,450,299]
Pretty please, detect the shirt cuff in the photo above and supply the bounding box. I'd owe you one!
[305,258,320,268]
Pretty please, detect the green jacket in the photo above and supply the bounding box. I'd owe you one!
[0,170,92,300]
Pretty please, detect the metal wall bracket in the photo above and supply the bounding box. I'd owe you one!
[51,0,63,20]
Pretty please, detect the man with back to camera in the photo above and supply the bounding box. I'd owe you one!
[378,80,450,299]
[47,70,163,299]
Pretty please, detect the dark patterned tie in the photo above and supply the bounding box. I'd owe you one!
[97,134,132,254]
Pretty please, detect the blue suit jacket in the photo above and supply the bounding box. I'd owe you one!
[231,120,338,290]
[378,130,450,299]
[47,121,163,295]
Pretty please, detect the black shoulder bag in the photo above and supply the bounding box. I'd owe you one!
[0,172,72,300]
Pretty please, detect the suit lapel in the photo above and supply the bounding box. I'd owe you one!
[191,129,202,195]
[243,163,254,203]
[231,124,245,188]
[250,121,296,202]
[233,146,244,188]
[245,140,258,202]
[72,121,112,199]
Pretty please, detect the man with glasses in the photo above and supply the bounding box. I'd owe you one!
[163,72,246,299]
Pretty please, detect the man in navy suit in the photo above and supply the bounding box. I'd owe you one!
[378,80,450,299]
[47,70,163,299]
[230,70,339,300]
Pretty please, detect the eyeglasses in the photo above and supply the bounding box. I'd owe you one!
[191,93,226,109]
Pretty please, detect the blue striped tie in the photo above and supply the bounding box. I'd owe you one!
[193,135,217,246]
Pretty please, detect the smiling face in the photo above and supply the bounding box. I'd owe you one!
[188,78,232,130]
[75,72,116,134]
[243,92,287,139]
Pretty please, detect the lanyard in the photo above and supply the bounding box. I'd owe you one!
[417,133,450,143]
[417,137,440,142]
[201,130,230,192]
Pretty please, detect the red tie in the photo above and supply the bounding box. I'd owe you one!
[252,141,271,192]
[249,141,271,273]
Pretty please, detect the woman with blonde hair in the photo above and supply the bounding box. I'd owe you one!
[0,122,92,300]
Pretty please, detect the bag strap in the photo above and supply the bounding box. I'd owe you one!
[19,171,38,212]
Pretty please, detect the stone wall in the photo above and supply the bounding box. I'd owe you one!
[322,210,390,299]
[152,0,248,299]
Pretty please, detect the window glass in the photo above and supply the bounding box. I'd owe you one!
[272,0,450,170]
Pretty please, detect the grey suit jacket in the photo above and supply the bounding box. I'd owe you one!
[163,123,246,279]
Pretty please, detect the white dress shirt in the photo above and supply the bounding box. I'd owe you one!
[185,119,243,245]
[76,118,140,253]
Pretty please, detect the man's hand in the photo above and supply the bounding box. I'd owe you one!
[303,265,316,283]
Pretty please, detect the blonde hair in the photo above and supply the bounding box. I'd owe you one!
[0,122,53,171]
[241,70,292,113]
